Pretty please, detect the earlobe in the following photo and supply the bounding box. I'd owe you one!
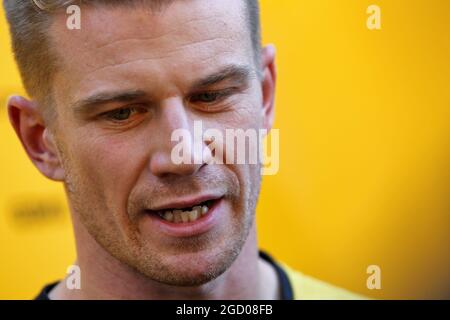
[7,95,65,181]
[260,44,277,132]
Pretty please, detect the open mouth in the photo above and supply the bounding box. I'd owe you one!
[148,199,217,224]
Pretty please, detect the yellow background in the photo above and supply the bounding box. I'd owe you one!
[1,0,449,299]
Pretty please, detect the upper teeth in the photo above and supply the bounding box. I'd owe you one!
[160,205,209,223]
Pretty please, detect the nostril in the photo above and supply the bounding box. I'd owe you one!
[149,151,204,177]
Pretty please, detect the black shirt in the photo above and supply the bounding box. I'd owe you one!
[35,250,293,300]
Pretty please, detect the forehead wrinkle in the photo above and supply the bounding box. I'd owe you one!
[68,16,241,83]
[50,0,248,67]
[93,15,233,55]
[94,35,233,65]
[95,32,177,51]
[81,36,233,79]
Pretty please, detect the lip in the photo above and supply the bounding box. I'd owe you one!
[142,197,224,238]
[148,194,223,212]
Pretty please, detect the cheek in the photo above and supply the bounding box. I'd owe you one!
[218,108,263,208]
[71,134,148,206]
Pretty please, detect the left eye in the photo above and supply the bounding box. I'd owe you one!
[190,91,226,103]
[105,107,141,121]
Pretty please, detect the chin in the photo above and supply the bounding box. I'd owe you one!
[135,244,241,287]
[155,269,223,287]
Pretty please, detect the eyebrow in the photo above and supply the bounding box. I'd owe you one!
[189,64,254,91]
[72,89,148,115]
[71,64,254,114]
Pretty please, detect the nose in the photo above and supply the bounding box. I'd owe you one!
[149,97,210,177]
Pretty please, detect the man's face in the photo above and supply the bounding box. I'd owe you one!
[49,0,269,285]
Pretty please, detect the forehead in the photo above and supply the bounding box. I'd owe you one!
[50,0,252,104]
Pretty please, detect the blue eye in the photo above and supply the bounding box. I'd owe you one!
[108,108,133,121]
[195,92,220,102]
[104,106,148,122]
[191,91,229,104]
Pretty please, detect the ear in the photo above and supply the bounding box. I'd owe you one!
[7,95,65,181]
[260,44,277,132]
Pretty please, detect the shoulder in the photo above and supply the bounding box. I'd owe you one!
[280,263,368,300]
[34,281,59,300]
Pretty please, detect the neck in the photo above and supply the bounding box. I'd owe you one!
[50,213,279,300]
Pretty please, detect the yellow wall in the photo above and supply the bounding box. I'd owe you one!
[1,1,449,299]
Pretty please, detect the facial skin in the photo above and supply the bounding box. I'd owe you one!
[8,0,277,299]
